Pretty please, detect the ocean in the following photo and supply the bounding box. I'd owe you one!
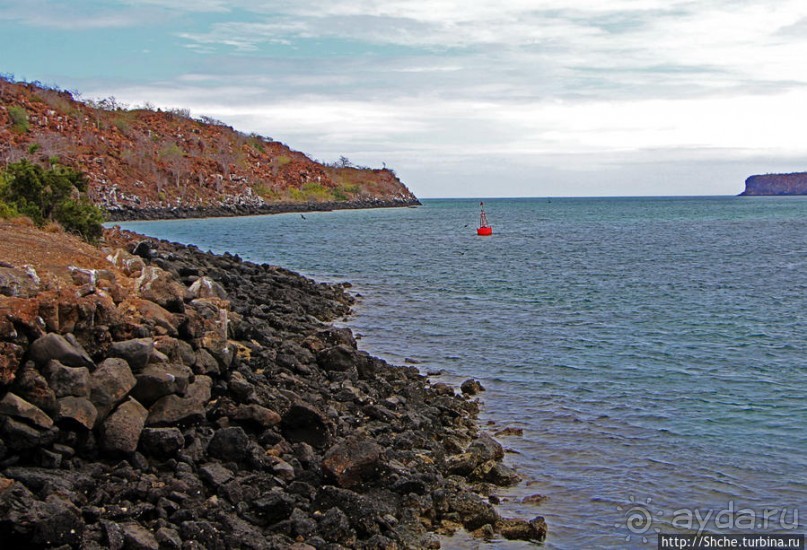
[115,196,807,549]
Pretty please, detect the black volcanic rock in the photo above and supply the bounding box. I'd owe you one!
[0,227,540,548]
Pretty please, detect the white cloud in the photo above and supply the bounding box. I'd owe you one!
[41,0,807,196]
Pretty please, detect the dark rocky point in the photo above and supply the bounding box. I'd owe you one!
[0,227,542,548]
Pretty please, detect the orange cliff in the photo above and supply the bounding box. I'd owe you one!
[0,78,419,219]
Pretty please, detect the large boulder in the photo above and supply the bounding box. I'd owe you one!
[0,484,84,547]
[322,437,385,489]
[446,491,499,531]
[146,375,212,427]
[43,360,90,398]
[131,364,192,406]
[0,392,53,429]
[206,426,250,462]
[55,396,97,430]
[187,276,227,300]
[136,266,188,313]
[100,398,148,454]
[9,362,57,416]
[281,402,330,449]
[497,517,548,541]
[106,248,145,276]
[138,427,184,458]
[89,357,136,422]
[108,338,153,372]
[28,333,94,369]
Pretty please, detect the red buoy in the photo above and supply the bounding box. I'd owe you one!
[477,202,492,236]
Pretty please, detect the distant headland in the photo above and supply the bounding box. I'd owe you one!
[740,172,807,196]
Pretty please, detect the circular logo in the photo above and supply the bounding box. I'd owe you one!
[615,496,663,544]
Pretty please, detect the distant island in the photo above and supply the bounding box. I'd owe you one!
[0,77,419,220]
[740,172,807,196]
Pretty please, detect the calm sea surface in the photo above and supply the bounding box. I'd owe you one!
[115,197,807,548]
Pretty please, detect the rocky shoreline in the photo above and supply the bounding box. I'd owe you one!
[0,225,545,548]
[105,198,422,222]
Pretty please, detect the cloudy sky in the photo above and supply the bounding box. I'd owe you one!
[3,0,807,197]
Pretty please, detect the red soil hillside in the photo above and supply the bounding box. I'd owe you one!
[0,78,418,217]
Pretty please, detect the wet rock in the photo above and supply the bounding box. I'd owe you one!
[108,338,154,372]
[207,426,249,462]
[9,361,57,416]
[281,402,330,448]
[121,521,159,550]
[445,452,479,476]
[497,516,548,541]
[431,382,455,396]
[138,427,184,458]
[467,432,505,464]
[522,493,548,505]
[146,375,211,427]
[494,426,523,437]
[322,436,384,489]
[43,360,90,398]
[470,460,520,486]
[447,491,499,531]
[101,398,148,454]
[319,327,357,349]
[0,392,53,429]
[90,357,136,422]
[56,396,97,430]
[29,332,94,369]
[460,379,485,396]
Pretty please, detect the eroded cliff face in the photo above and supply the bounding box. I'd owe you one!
[0,78,419,217]
[741,173,807,196]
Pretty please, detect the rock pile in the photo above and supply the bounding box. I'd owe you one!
[0,226,545,548]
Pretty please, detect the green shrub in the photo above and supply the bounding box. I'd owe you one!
[8,106,29,133]
[54,197,105,242]
[0,159,105,241]
[0,199,18,219]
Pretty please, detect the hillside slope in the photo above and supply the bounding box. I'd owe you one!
[741,173,807,196]
[0,78,419,219]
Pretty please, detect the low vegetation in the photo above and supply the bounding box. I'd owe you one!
[0,159,105,242]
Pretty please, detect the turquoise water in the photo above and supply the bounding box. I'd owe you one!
[115,197,807,548]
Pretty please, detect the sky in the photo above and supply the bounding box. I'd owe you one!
[3,1,807,198]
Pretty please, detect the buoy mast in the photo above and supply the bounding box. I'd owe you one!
[477,202,492,236]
